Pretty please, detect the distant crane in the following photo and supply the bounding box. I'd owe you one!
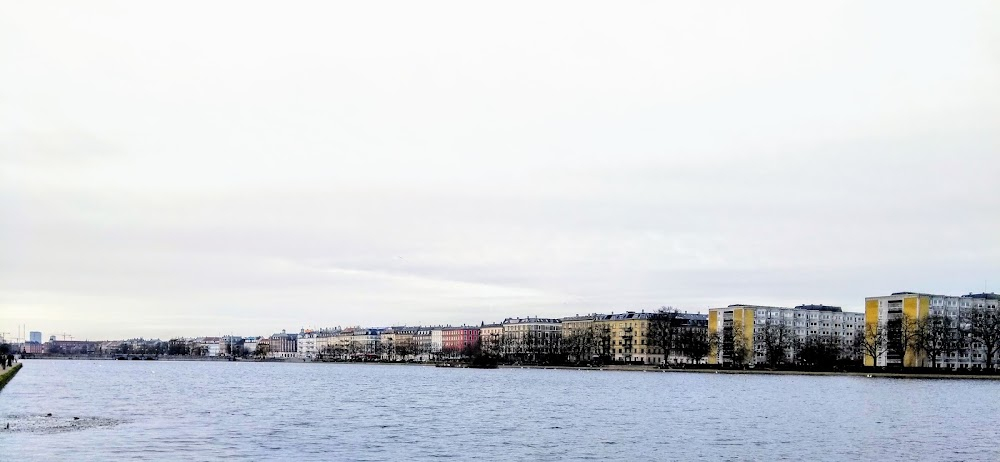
[54,333,74,341]
[0,332,10,343]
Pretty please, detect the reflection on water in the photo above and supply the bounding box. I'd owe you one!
[1,360,999,461]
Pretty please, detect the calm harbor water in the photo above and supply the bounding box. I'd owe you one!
[1,360,998,461]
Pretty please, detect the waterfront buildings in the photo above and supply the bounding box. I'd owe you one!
[479,323,503,356]
[607,312,652,363]
[414,327,433,361]
[297,330,319,360]
[243,336,261,356]
[442,326,480,355]
[864,292,1000,369]
[501,317,562,362]
[269,331,298,359]
[708,304,864,366]
[29,331,42,344]
[560,312,709,364]
[430,328,444,355]
[26,290,997,370]
[44,339,99,355]
[604,312,709,364]
[193,337,222,356]
[22,342,44,354]
[380,326,418,361]
[350,328,383,359]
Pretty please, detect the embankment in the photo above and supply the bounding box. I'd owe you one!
[499,364,1000,380]
[0,363,23,393]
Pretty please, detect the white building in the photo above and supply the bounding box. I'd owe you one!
[709,304,865,366]
[430,328,444,354]
[297,330,318,360]
[865,292,1000,369]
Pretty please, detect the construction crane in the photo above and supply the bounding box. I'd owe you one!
[0,332,9,343]
[54,333,74,341]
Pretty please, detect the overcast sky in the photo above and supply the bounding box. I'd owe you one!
[1,1,998,341]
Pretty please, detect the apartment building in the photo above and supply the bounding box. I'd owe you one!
[442,326,480,355]
[479,323,503,355]
[501,317,562,361]
[708,304,864,366]
[864,292,1000,369]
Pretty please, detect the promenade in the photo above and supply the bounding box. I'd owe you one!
[500,364,1000,380]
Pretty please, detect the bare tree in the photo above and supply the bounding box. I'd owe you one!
[675,326,712,364]
[562,328,595,364]
[885,314,918,367]
[595,324,613,364]
[759,321,795,367]
[963,306,1000,371]
[722,321,752,368]
[913,314,956,369]
[395,338,415,361]
[797,334,842,370]
[648,308,681,363]
[253,343,270,360]
[858,324,886,368]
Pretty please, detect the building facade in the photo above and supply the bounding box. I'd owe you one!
[479,324,503,356]
[269,331,298,358]
[430,328,444,355]
[500,317,562,361]
[297,330,319,360]
[709,304,864,366]
[864,292,1000,369]
[442,327,480,355]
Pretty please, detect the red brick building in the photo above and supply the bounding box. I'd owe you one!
[441,327,480,355]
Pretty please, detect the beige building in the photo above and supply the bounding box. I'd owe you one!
[501,317,561,361]
[479,323,503,355]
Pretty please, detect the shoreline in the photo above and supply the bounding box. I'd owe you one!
[499,364,1000,380]
[24,357,1000,380]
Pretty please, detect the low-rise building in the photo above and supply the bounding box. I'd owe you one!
[45,339,99,355]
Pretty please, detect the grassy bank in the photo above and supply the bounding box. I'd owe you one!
[0,363,23,393]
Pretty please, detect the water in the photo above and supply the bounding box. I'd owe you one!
[1,360,998,461]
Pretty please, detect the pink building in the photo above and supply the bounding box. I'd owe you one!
[442,327,480,355]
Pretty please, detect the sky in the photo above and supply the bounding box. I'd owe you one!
[1,1,998,341]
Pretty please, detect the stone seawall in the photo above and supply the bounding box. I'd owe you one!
[0,363,23,393]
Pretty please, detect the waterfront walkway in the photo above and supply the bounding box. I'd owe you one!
[500,364,1000,380]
